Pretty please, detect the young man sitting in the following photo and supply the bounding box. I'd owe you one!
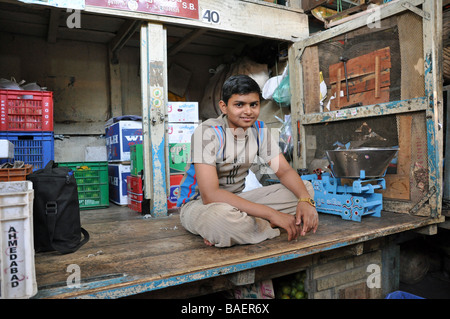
[177,75,318,247]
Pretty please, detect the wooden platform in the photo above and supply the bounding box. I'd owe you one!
[33,205,443,299]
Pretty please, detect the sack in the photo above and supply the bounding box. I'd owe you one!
[27,160,89,254]
[272,71,291,107]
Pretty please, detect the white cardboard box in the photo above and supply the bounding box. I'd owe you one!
[108,164,131,205]
[167,102,198,123]
[105,120,142,162]
[168,123,197,144]
[0,140,14,159]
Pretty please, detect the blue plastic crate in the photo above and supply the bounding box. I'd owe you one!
[0,131,54,171]
[385,291,424,299]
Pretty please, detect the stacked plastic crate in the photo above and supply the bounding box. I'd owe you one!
[105,117,142,206]
[57,161,109,210]
[126,102,198,213]
[166,101,198,209]
[0,89,54,172]
[127,143,145,212]
[0,181,38,299]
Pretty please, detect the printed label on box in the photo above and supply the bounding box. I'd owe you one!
[169,142,190,174]
[168,123,197,144]
[108,164,131,205]
[105,121,142,162]
[167,102,199,123]
[167,174,183,209]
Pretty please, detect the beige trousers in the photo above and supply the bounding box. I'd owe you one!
[179,181,314,247]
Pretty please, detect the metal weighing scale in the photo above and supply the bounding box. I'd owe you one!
[301,147,398,222]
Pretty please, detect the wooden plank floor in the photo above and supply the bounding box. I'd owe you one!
[32,204,442,299]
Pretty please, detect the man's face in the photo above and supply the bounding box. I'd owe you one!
[219,93,260,131]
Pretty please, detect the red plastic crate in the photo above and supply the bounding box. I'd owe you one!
[127,175,142,193]
[0,164,33,182]
[126,175,183,211]
[0,90,53,131]
[127,175,143,212]
[128,198,142,212]
[127,176,143,200]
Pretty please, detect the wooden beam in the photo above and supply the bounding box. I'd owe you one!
[108,48,122,118]
[140,22,168,217]
[414,224,438,235]
[300,0,426,49]
[438,219,450,230]
[168,28,206,56]
[227,269,256,286]
[301,0,328,12]
[109,19,141,61]
[423,0,444,218]
[324,3,369,23]
[289,41,306,169]
[302,46,321,114]
[346,243,364,256]
[85,0,308,42]
[301,97,428,125]
[47,8,60,43]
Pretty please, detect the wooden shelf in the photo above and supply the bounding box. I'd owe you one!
[33,205,443,299]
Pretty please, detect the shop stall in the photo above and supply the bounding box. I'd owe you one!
[0,0,445,299]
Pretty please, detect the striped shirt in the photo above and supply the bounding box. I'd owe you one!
[177,114,280,207]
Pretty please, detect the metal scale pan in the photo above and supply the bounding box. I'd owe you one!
[326,147,399,179]
[302,147,399,222]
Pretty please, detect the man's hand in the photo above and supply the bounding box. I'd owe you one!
[296,202,319,236]
[270,153,319,237]
[269,210,302,241]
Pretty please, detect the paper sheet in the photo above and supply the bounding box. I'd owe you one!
[18,0,85,9]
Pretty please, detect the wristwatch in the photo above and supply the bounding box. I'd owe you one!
[298,197,316,207]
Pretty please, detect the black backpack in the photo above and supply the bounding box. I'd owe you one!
[27,160,89,254]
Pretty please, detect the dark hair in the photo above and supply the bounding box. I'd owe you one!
[221,75,262,104]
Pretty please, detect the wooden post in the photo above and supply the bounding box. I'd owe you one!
[423,0,443,218]
[337,68,342,109]
[289,41,308,170]
[140,22,168,217]
[375,56,380,98]
[108,48,123,118]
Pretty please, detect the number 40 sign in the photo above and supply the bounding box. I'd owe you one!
[202,9,220,24]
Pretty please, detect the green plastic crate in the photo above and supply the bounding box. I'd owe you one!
[130,144,143,176]
[58,161,109,210]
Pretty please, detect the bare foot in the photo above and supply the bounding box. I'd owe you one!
[204,238,214,246]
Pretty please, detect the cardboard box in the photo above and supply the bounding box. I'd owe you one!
[168,123,196,174]
[108,163,131,205]
[233,280,275,299]
[168,123,197,143]
[167,101,198,123]
[0,140,14,158]
[167,174,183,209]
[130,144,143,176]
[169,142,191,174]
[105,120,142,162]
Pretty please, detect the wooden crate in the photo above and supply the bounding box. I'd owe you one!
[0,164,33,182]
[328,47,391,110]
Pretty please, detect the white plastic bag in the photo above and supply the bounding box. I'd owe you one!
[262,65,288,100]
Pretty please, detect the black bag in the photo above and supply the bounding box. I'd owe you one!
[27,160,89,254]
